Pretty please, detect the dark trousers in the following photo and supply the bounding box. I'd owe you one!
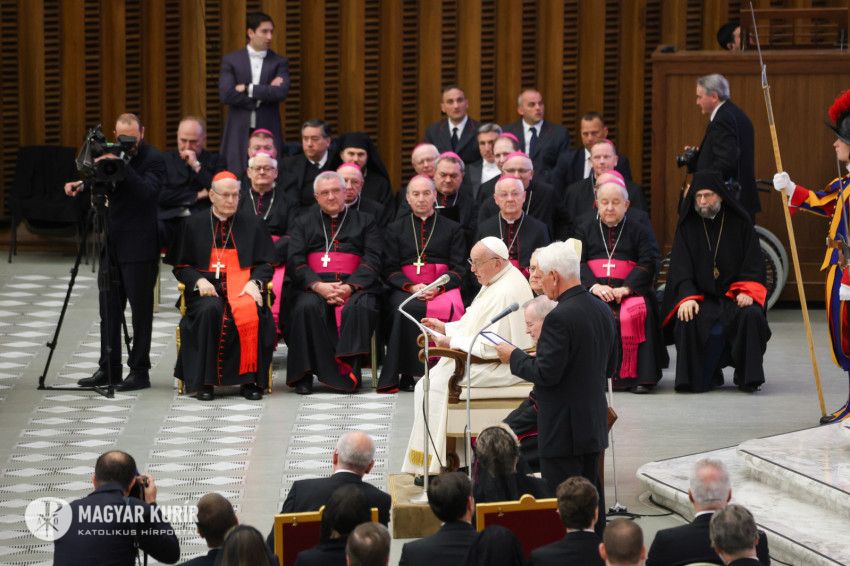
[98,254,158,377]
[540,451,606,537]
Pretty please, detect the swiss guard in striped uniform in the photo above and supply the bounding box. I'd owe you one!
[773,88,850,423]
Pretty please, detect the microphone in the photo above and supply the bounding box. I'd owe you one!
[411,273,450,298]
[489,302,519,324]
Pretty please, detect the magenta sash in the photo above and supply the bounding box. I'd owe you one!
[509,259,530,279]
[587,258,646,378]
[307,251,362,333]
[270,236,286,335]
[400,263,465,322]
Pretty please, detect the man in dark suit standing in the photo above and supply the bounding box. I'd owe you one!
[219,11,290,173]
[685,73,759,220]
[424,86,481,166]
[179,493,238,566]
[497,239,616,536]
[399,472,477,565]
[528,476,603,566]
[647,458,770,565]
[710,505,764,566]
[281,119,334,209]
[465,123,503,201]
[502,89,570,183]
[266,431,391,549]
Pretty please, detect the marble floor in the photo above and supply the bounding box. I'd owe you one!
[0,252,847,564]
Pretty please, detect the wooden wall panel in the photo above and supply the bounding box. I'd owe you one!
[44,1,61,145]
[494,0,522,124]
[221,0,247,57]
[378,0,402,185]
[301,0,326,123]
[457,0,482,119]
[125,0,142,120]
[323,0,341,133]
[537,0,564,126]
[141,0,166,149]
[603,0,621,141]
[340,0,365,132]
[180,0,207,124]
[417,1,442,138]
[18,0,45,146]
[282,0,303,142]
[60,0,86,147]
[1,0,19,214]
[702,0,729,49]
[577,0,606,117]
[662,0,688,48]
[99,0,125,131]
[363,0,381,141]
[480,0,497,123]
[562,0,579,133]
[619,0,647,187]
[399,0,419,184]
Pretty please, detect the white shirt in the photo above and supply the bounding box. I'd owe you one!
[310,151,328,169]
[523,120,542,153]
[482,160,501,184]
[710,100,726,122]
[448,115,469,142]
[246,45,266,127]
[583,148,592,179]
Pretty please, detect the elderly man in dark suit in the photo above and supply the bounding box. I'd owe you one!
[710,505,764,566]
[647,458,770,566]
[497,239,616,537]
[399,472,477,565]
[266,431,391,549]
[424,86,481,165]
[502,89,570,183]
[219,11,290,172]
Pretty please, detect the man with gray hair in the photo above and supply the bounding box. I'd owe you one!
[647,458,770,565]
[710,504,762,565]
[266,431,391,549]
[684,73,758,219]
[496,239,616,535]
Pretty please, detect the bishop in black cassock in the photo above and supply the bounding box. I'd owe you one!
[574,181,668,392]
[338,162,390,227]
[563,171,647,238]
[166,172,276,401]
[283,172,382,394]
[662,170,770,393]
[378,175,467,392]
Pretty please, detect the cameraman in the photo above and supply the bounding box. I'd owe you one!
[53,450,180,565]
[64,113,165,392]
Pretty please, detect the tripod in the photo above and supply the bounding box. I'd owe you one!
[37,186,131,398]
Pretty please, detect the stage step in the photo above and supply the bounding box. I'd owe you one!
[638,422,850,566]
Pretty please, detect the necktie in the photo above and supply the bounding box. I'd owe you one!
[451,127,459,151]
[529,126,538,156]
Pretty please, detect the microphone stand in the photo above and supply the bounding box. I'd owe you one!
[463,323,498,486]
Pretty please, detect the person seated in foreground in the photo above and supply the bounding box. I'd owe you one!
[600,519,646,566]
[345,522,391,566]
[399,472,477,565]
[166,171,276,401]
[709,504,763,566]
[528,476,603,566]
[464,525,524,566]
[401,237,533,477]
[472,424,551,504]
[219,525,274,566]
[178,493,238,566]
[294,484,372,566]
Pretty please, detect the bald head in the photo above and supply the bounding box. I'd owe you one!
[196,493,238,548]
[334,431,376,475]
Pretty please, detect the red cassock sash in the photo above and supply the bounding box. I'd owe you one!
[400,263,465,322]
[307,251,362,333]
[208,249,259,374]
[270,235,286,334]
[508,259,530,279]
[587,259,646,379]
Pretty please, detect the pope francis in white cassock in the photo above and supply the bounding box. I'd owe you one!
[402,236,534,475]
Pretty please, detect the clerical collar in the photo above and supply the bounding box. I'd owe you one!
[211,209,231,222]
[323,210,340,219]
[501,212,523,224]
[710,100,726,122]
[246,44,267,58]
[251,182,275,195]
[415,212,434,222]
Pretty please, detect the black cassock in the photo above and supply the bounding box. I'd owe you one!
[575,209,668,387]
[476,212,551,273]
[349,195,391,228]
[239,184,298,263]
[166,209,276,393]
[563,176,647,237]
[661,174,770,392]
[477,178,570,240]
[395,188,479,252]
[377,212,467,391]
[284,204,382,391]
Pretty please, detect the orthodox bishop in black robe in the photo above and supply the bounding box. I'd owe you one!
[661,170,770,393]
[328,132,394,209]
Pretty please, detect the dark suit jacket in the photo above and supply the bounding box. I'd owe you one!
[219,47,290,172]
[281,153,334,209]
[528,530,604,566]
[728,559,764,566]
[177,548,219,566]
[266,472,391,549]
[550,147,633,196]
[53,483,180,566]
[502,119,570,183]
[424,117,481,165]
[159,150,225,219]
[690,100,759,217]
[294,538,346,566]
[399,521,477,566]
[647,513,770,566]
[510,285,615,457]
[466,160,484,201]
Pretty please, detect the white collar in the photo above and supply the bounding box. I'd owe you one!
[500,212,522,224]
[523,119,542,132]
[448,115,469,134]
[211,209,231,222]
[311,151,328,168]
[246,44,267,58]
[710,100,726,122]
[584,147,591,160]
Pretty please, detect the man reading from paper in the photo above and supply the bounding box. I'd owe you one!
[166,171,277,401]
[402,236,533,477]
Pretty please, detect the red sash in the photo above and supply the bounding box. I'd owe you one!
[208,249,259,374]
[270,235,286,334]
[307,251,362,332]
[400,263,465,322]
[508,259,530,279]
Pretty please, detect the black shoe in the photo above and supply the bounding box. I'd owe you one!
[399,374,416,392]
[413,474,437,487]
[77,369,114,387]
[241,383,263,401]
[197,386,214,401]
[295,378,313,395]
[737,383,760,393]
[632,385,653,394]
[115,371,151,392]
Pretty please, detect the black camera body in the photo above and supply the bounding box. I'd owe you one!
[128,473,149,502]
[76,125,136,186]
[676,146,698,169]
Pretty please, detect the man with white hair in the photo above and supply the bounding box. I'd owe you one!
[411,143,441,178]
[496,240,616,534]
[402,237,534,477]
[338,162,389,226]
[266,431,392,549]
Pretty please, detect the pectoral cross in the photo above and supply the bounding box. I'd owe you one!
[212,260,225,279]
[602,260,615,277]
[413,257,425,275]
[321,253,331,268]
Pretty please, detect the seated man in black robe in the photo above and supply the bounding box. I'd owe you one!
[563,140,646,237]
[166,171,276,401]
[329,131,394,210]
[377,174,467,392]
[661,170,771,393]
[281,119,334,209]
[476,175,551,278]
[284,171,382,394]
[338,162,389,227]
[575,177,668,393]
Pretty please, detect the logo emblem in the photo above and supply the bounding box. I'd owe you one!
[25,497,72,541]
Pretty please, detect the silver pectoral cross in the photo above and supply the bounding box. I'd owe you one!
[413,257,425,275]
[212,260,225,279]
[602,260,615,277]
[321,253,331,268]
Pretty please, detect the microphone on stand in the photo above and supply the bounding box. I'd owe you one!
[489,302,520,324]
[409,273,451,299]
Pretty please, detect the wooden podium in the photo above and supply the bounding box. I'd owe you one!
[650,48,850,301]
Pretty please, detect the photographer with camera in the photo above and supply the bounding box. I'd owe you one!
[64,113,165,392]
[53,450,180,565]
[680,74,758,221]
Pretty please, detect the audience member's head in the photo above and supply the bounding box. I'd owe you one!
[301,119,332,162]
[517,88,544,125]
[345,522,391,566]
[195,493,238,549]
[599,519,645,566]
[219,524,272,566]
[411,143,440,177]
[323,484,371,541]
[475,425,520,479]
[313,171,346,216]
[502,152,534,188]
[590,140,619,177]
[434,153,464,195]
[556,476,599,531]
[115,113,144,155]
[338,163,365,204]
[246,12,274,51]
[696,74,730,115]
[716,21,741,51]
[536,240,580,298]
[689,457,732,512]
[470,238,509,286]
[528,249,545,296]
[493,176,526,221]
[580,112,609,152]
[210,172,242,219]
[595,181,630,227]
[427,471,473,523]
[494,136,520,170]
[176,116,207,155]
[247,153,278,191]
[477,123,503,164]
[465,525,524,566]
[93,450,137,494]
[440,85,469,123]
[333,431,376,476]
[248,129,277,159]
[406,175,437,217]
[710,504,760,564]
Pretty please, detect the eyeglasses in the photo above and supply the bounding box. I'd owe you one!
[316,188,343,197]
[468,256,498,268]
[250,165,276,172]
[495,191,523,199]
[503,167,531,175]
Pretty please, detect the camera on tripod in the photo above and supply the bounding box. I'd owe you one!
[75,125,136,186]
[676,146,698,168]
